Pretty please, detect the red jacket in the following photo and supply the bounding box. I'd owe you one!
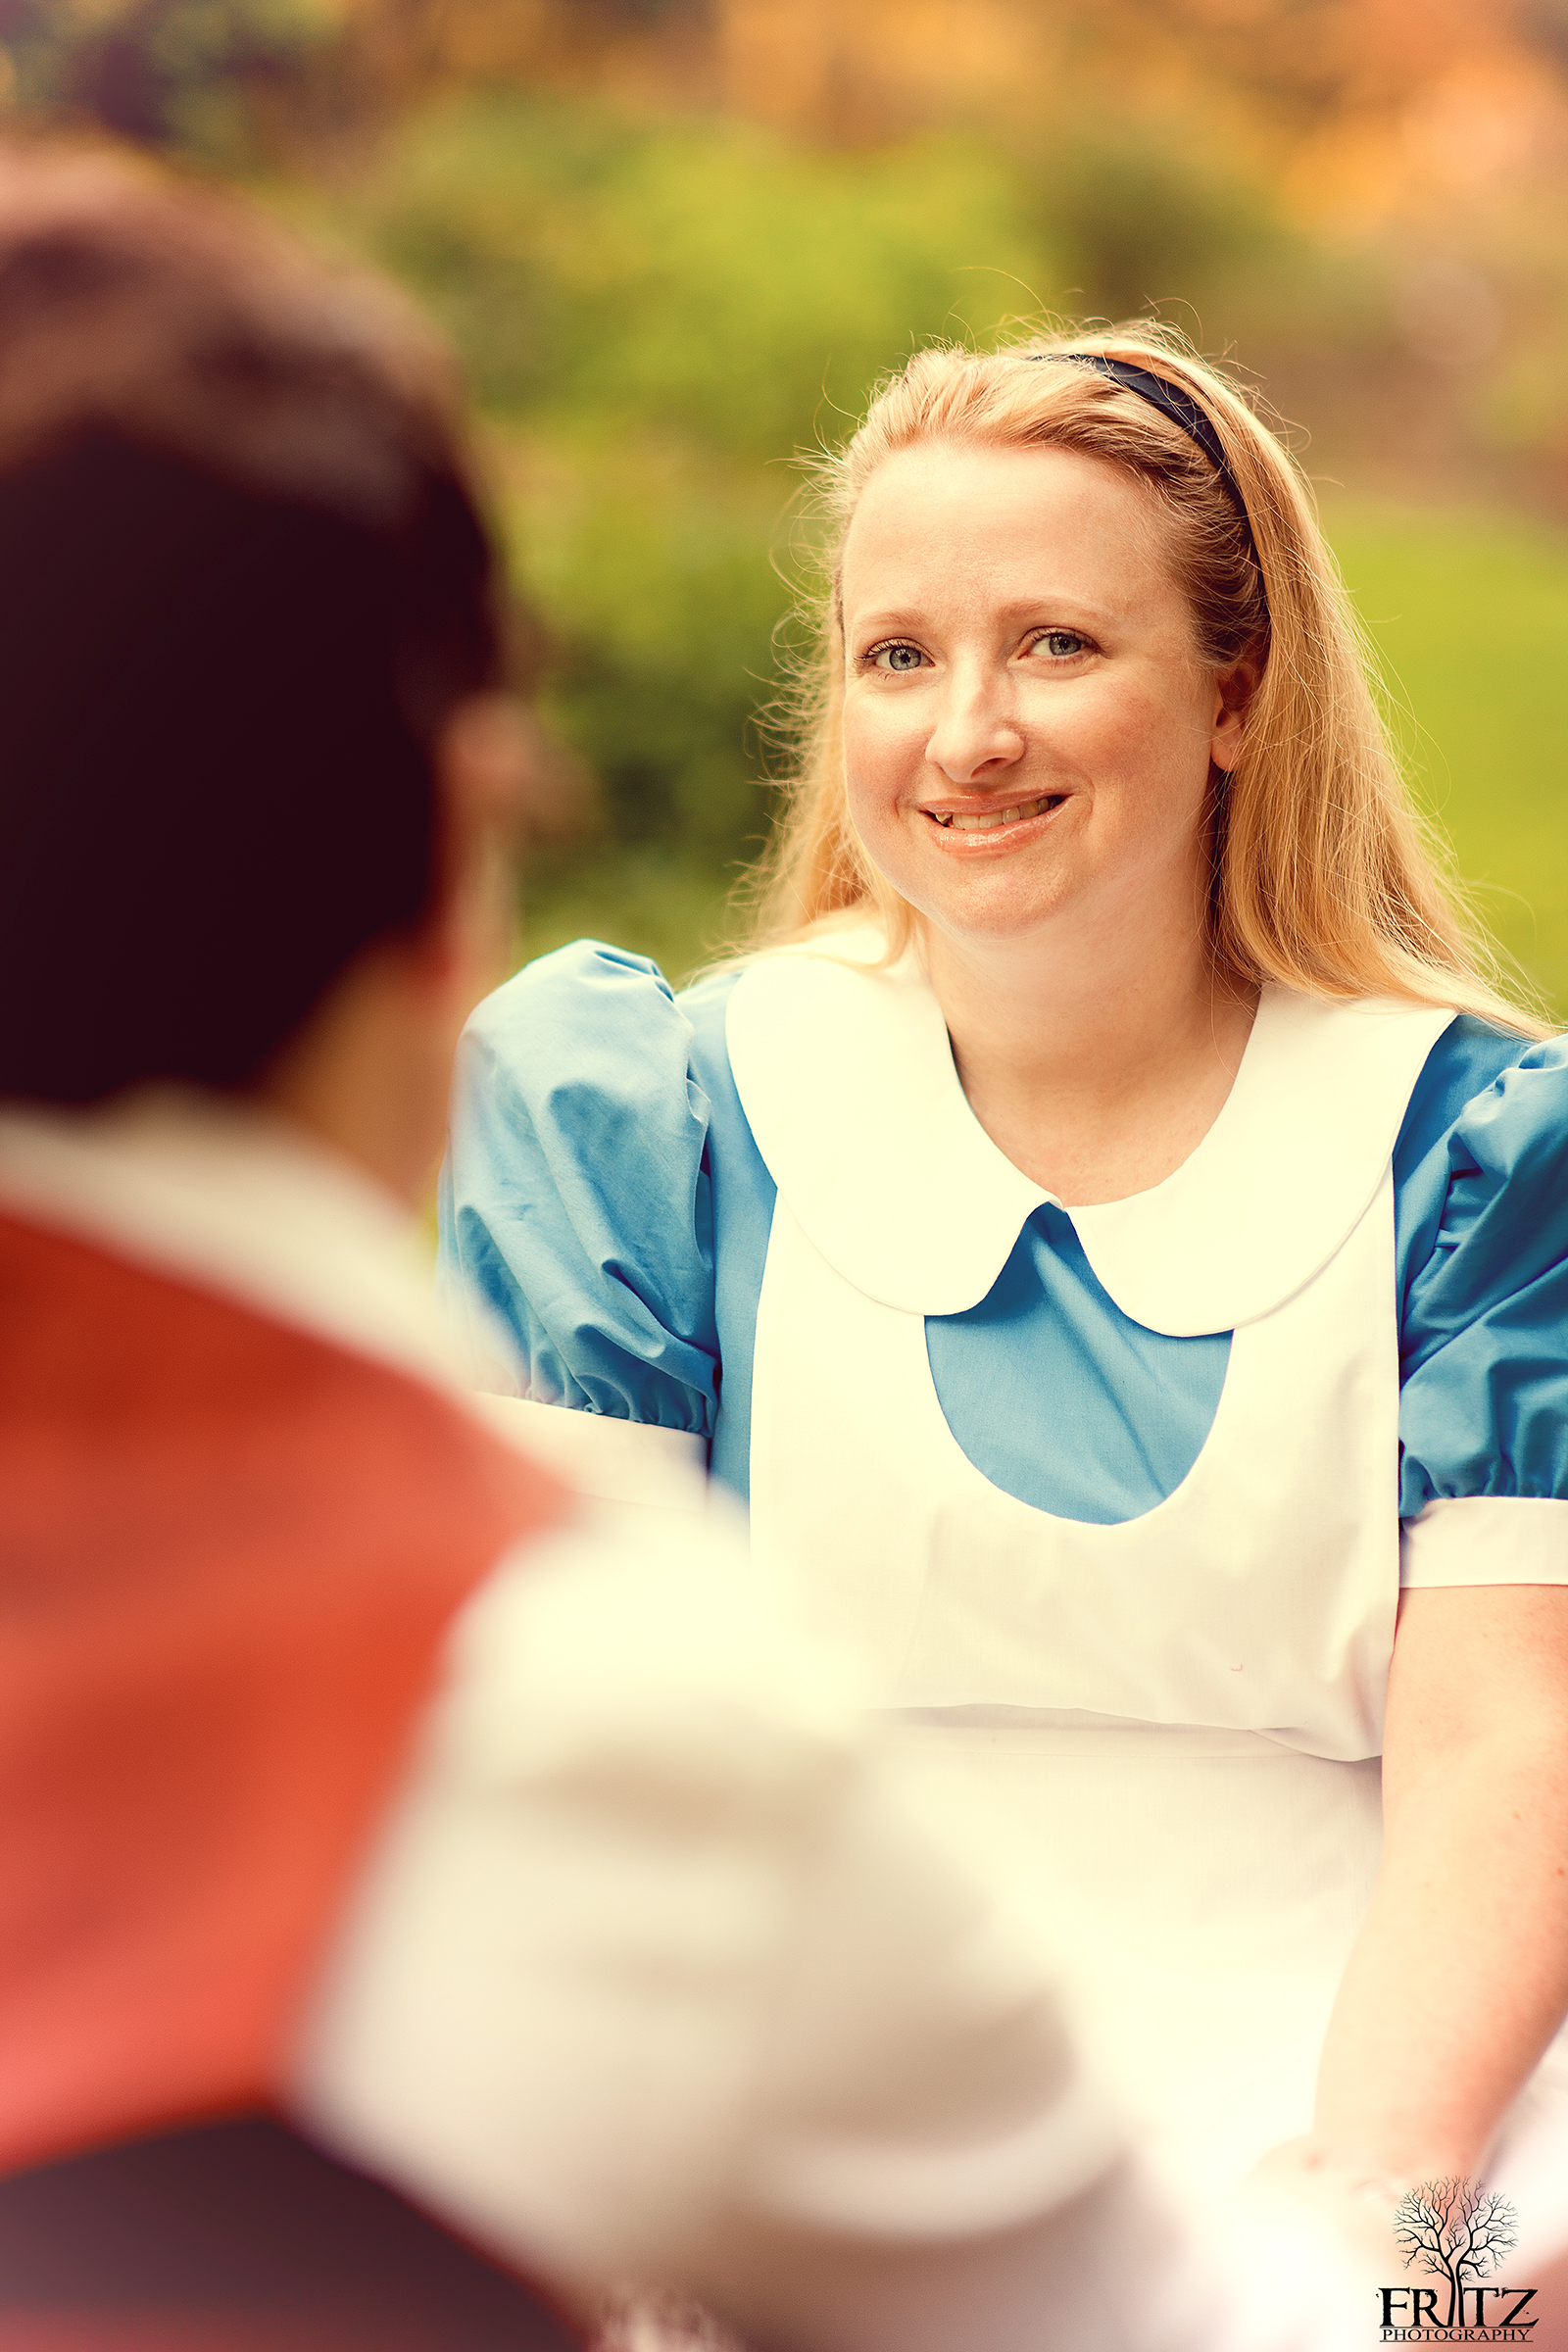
[0,1209,580,2347]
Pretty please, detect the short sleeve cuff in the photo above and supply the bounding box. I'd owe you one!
[1400,1496,1568,1588]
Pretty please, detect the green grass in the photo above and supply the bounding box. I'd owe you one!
[1327,502,1568,1020]
[516,505,1568,1020]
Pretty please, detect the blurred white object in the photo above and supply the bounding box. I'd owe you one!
[0,1093,1373,2351]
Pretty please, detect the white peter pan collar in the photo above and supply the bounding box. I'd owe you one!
[725,927,1455,1334]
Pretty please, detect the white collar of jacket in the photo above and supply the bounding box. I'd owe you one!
[725,926,1455,1335]
[0,1087,496,1399]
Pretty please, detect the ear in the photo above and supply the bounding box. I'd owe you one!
[258,697,537,1208]
[1209,649,1262,773]
[412,694,533,989]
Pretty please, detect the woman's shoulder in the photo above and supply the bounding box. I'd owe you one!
[464,936,714,1083]
[1397,1015,1568,1524]
[460,938,756,1141]
[452,938,763,1217]
[443,942,747,1434]
[1396,1010,1568,1361]
[1396,1012,1568,1195]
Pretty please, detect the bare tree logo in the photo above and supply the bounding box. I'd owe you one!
[1394,2179,1521,2328]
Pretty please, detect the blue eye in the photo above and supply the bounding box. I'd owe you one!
[873,643,926,671]
[1033,630,1087,659]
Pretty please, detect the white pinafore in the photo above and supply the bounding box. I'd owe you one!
[726,929,1454,2182]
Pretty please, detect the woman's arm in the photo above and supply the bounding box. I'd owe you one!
[1310,1582,1568,2180]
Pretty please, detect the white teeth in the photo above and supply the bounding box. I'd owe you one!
[936,795,1056,833]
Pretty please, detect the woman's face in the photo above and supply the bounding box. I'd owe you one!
[838,440,1248,951]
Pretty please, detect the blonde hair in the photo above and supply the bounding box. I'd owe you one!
[754,325,1544,1034]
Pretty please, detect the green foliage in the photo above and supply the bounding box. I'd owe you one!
[517,843,741,986]
[1330,502,1568,1017]
[1,13,1560,1010]
[354,95,1047,447]
[318,92,1049,869]
[283,95,1567,1007]
[503,435,788,852]
[1025,121,1297,333]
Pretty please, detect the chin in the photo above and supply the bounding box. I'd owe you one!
[904,868,1078,948]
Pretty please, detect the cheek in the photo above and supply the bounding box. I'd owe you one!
[1041,662,1192,756]
[841,696,918,827]
[1054,671,1213,807]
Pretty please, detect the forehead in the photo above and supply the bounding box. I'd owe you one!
[840,439,1170,619]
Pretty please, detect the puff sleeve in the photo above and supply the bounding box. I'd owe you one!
[1397,1032,1568,1587]
[438,943,721,1449]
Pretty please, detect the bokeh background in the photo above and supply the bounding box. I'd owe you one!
[8,0,1566,1006]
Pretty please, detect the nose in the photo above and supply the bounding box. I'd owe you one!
[923,660,1025,786]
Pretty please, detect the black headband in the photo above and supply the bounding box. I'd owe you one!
[1033,351,1267,613]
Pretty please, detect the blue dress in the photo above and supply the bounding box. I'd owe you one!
[439,940,1568,1536]
[441,938,1568,2194]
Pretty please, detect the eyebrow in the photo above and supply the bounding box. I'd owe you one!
[846,594,1123,634]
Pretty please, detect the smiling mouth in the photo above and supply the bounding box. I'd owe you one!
[926,793,1065,834]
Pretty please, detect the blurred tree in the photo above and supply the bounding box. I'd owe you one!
[1522,0,1568,72]
[2,0,1558,981]
[0,0,335,153]
[325,94,1049,860]
[354,99,1046,448]
[1020,121,1305,334]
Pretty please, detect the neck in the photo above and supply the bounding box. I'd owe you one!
[257,943,451,1211]
[923,896,1257,1205]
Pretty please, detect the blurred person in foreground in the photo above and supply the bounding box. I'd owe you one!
[0,149,1386,2352]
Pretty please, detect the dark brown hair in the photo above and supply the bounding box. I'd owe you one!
[0,148,507,1102]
